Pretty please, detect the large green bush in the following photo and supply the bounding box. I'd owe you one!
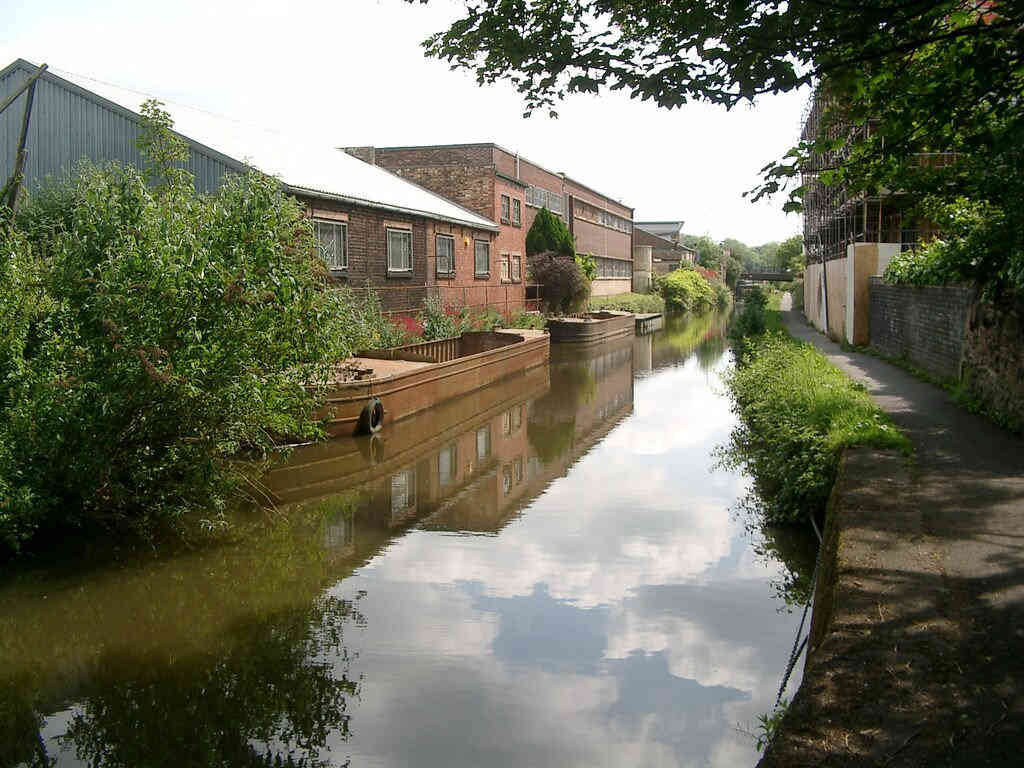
[722,331,909,525]
[0,103,357,554]
[659,268,716,313]
[531,254,590,314]
[526,207,574,256]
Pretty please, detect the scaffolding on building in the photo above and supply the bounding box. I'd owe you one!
[801,90,957,264]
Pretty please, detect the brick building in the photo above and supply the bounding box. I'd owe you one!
[0,60,500,315]
[360,143,635,297]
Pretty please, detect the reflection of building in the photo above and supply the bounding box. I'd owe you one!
[267,335,637,541]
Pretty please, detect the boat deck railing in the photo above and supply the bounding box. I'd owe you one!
[360,331,524,364]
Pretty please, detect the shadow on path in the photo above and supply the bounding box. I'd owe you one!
[759,310,1024,767]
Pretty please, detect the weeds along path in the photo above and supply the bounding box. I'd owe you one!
[759,310,1024,767]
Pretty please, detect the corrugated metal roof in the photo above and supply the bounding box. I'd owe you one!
[1,59,498,231]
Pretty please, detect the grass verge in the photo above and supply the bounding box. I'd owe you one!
[722,296,910,525]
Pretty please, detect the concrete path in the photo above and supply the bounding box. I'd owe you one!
[759,309,1024,767]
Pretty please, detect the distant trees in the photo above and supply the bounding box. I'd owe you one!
[775,235,804,274]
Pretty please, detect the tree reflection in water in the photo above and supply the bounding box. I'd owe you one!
[62,595,362,767]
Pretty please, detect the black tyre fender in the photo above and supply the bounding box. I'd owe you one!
[356,397,385,435]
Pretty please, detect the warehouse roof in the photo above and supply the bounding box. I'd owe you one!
[1,59,498,231]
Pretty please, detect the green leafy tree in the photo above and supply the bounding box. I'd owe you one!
[685,235,723,272]
[775,234,804,274]
[526,206,574,256]
[411,1,1024,292]
[574,251,598,281]
[659,268,716,313]
[0,103,357,553]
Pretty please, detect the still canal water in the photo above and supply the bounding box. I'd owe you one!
[1,313,812,768]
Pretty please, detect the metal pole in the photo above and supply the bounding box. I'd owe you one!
[5,68,42,216]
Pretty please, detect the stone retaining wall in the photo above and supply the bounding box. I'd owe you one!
[963,292,1024,432]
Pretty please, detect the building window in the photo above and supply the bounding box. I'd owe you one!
[511,254,522,282]
[314,219,347,271]
[500,195,511,224]
[512,199,521,226]
[525,184,564,216]
[438,443,457,485]
[511,405,522,431]
[513,456,523,484]
[500,253,511,282]
[595,256,632,279]
[474,239,490,277]
[476,426,491,460]
[502,465,513,496]
[387,228,413,273]
[390,468,416,521]
[436,234,454,276]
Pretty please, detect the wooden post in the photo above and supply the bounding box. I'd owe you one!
[5,66,44,216]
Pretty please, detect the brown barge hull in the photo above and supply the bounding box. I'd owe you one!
[546,311,635,344]
[319,329,550,437]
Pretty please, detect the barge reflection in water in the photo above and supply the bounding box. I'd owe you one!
[0,312,809,768]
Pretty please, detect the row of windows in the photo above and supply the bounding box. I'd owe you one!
[500,194,522,226]
[316,219,504,279]
[573,199,633,233]
[525,184,565,216]
[594,256,633,279]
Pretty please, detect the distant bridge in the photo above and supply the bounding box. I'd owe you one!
[740,270,794,282]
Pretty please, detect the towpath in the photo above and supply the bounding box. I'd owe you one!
[759,307,1024,767]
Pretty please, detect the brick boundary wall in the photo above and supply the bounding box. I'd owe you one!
[868,278,975,380]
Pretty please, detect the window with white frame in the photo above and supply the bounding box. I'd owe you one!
[512,199,521,226]
[511,254,522,282]
[474,240,490,277]
[387,228,413,272]
[500,253,511,282]
[435,234,454,276]
[314,219,347,271]
[500,195,511,224]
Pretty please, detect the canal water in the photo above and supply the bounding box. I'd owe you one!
[0,312,813,768]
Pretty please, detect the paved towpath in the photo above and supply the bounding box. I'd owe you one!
[759,308,1024,767]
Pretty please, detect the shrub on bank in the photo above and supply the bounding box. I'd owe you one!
[531,253,591,314]
[659,268,717,313]
[0,103,358,554]
[722,329,910,525]
[589,292,665,314]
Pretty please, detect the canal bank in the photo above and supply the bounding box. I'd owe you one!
[759,310,1024,767]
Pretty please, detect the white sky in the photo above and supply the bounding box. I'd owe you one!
[1,0,807,245]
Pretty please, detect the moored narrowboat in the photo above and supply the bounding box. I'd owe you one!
[546,311,635,344]
[320,329,549,436]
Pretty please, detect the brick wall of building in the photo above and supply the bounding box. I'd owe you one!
[302,195,497,314]
[868,278,975,380]
[374,162,495,223]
